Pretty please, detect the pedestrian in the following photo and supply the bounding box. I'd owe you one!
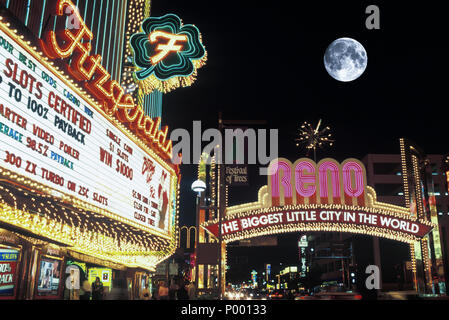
[141,281,151,300]
[394,263,403,290]
[80,279,91,300]
[177,280,189,300]
[187,280,196,300]
[106,278,128,300]
[169,277,179,300]
[158,281,169,300]
[91,276,104,300]
[151,281,158,300]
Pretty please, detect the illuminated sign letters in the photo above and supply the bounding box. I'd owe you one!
[269,158,366,207]
[203,158,435,242]
[130,13,207,94]
[39,0,173,159]
[0,17,176,235]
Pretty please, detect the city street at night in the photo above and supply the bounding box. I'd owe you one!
[0,0,448,317]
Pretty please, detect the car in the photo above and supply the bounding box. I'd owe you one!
[294,294,320,300]
[267,290,284,300]
[244,289,263,300]
[314,291,362,300]
[224,290,245,300]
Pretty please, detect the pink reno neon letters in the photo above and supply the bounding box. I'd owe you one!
[269,158,366,206]
[269,160,293,206]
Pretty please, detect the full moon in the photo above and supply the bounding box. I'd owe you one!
[324,38,367,82]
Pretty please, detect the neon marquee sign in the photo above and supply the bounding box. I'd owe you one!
[39,0,173,160]
[130,14,207,94]
[269,158,367,207]
[203,158,435,243]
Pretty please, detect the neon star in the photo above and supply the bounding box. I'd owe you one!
[149,31,188,64]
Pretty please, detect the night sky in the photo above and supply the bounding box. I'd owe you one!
[147,2,448,231]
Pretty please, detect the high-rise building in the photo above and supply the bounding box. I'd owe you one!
[362,153,449,293]
[362,154,449,213]
[309,153,449,293]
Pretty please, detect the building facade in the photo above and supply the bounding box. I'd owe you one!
[308,153,449,293]
[0,0,163,120]
[363,153,449,293]
[0,0,179,300]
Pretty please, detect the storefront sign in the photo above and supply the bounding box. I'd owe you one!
[44,245,63,257]
[0,248,19,297]
[225,165,248,186]
[88,268,112,289]
[0,25,176,235]
[130,13,207,94]
[155,261,167,276]
[298,235,308,247]
[39,0,173,159]
[169,263,179,276]
[0,229,19,245]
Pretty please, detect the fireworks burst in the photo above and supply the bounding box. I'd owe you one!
[295,119,335,161]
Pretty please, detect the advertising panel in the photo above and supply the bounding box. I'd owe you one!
[88,268,112,290]
[36,257,62,297]
[0,248,19,297]
[0,27,175,236]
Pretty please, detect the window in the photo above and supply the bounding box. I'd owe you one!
[374,184,404,196]
[373,163,401,175]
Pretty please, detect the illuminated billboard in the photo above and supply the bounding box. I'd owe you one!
[0,248,19,297]
[0,26,175,236]
[36,257,62,297]
[88,268,112,290]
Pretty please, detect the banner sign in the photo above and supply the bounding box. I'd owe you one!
[203,158,434,243]
[205,208,433,239]
[0,26,175,235]
[225,165,248,186]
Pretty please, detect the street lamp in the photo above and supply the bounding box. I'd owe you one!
[191,179,206,195]
[192,179,207,297]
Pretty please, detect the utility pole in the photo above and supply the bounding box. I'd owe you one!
[217,112,267,298]
[218,112,224,299]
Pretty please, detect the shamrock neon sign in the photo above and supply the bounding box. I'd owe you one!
[130,14,207,94]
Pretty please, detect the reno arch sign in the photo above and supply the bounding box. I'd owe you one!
[269,158,366,207]
[203,158,435,243]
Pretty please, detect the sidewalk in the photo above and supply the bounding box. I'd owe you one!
[379,291,449,300]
